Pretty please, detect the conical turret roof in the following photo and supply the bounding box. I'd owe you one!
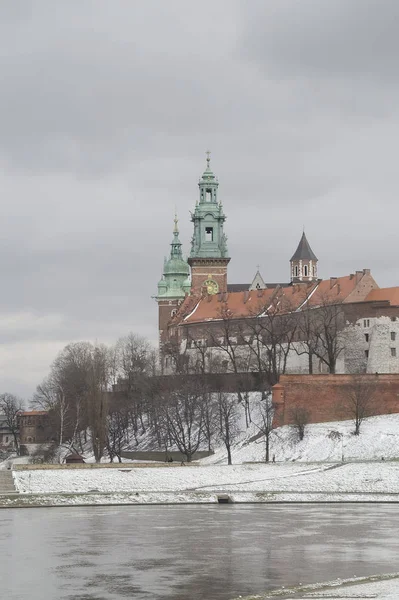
[290,232,318,262]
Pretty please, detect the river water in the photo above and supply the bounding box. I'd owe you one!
[1,504,399,600]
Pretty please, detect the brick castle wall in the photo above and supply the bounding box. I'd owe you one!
[272,373,399,427]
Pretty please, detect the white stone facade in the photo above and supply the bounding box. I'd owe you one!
[364,316,399,374]
[181,316,399,376]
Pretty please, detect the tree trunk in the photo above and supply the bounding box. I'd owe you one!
[12,431,19,456]
[308,352,313,374]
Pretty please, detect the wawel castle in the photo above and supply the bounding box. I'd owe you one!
[155,155,399,377]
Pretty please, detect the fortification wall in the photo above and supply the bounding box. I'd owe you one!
[272,373,399,428]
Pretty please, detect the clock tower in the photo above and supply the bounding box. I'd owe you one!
[188,153,230,294]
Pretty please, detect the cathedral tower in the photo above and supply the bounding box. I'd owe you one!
[188,153,230,294]
[156,215,190,344]
[290,231,318,283]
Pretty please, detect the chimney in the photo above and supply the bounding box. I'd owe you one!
[355,270,363,284]
[243,290,249,303]
[363,268,371,275]
[349,273,354,280]
[330,277,337,289]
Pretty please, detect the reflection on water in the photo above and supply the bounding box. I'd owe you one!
[1,504,399,600]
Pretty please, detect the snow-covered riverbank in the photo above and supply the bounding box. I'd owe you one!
[234,572,399,599]
[7,460,399,506]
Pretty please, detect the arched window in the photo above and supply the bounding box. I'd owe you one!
[313,265,316,276]
[304,265,308,277]
[294,265,298,277]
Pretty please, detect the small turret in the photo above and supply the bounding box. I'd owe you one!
[155,215,190,346]
[290,232,318,283]
[157,214,190,299]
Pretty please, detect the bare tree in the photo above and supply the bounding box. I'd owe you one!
[33,377,69,447]
[216,392,239,465]
[201,391,217,453]
[105,408,129,462]
[342,376,377,435]
[294,306,319,374]
[312,299,346,374]
[0,393,23,454]
[115,333,153,440]
[254,394,276,463]
[207,304,253,426]
[162,377,206,462]
[289,406,310,441]
[243,293,297,386]
[86,344,110,462]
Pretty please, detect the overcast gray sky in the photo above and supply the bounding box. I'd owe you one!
[1,0,399,397]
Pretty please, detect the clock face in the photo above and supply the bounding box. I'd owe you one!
[204,278,219,295]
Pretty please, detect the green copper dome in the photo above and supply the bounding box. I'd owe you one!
[156,215,190,299]
[163,256,190,276]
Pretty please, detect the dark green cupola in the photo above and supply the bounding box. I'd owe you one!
[157,215,190,299]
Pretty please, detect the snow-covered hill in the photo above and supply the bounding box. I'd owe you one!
[201,393,399,465]
[129,391,399,465]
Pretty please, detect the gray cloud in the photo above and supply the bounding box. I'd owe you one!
[241,0,399,80]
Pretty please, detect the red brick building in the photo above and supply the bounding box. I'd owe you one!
[18,411,51,445]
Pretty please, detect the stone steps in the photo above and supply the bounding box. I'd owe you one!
[0,470,17,493]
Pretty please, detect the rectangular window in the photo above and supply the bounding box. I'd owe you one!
[391,332,396,341]
[391,348,396,357]
[206,189,212,202]
[205,227,213,242]
[392,317,397,322]
[365,334,369,342]
[363,320,367,327]
[365,350,369,358]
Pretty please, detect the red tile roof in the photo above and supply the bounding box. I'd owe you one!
[177,272,378,325]
[365,287,399,306]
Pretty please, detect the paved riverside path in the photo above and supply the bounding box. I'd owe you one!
[0,470,17,494]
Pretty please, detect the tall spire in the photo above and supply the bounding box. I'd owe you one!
[170,212,183,258]
[206,149,211,169]
[290,231,318,283]
[173,211,180,241]
[290,231,318,262]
